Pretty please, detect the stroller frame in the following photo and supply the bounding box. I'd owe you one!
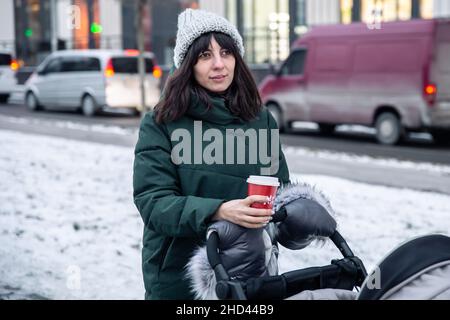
[207,229,368,300]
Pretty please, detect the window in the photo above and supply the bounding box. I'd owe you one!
[361,0,412,23]
[111,57,154,74]
[420,0,433,19]
[341,0,353,24]
[227,0,289,63]
[84,58,101,71]
[296,0,307,26]
[43,58,61,74]
[0,53,12,66]
[60,57,101,72]
[280,49,307,76]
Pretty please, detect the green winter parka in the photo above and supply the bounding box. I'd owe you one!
[133,93,290,299]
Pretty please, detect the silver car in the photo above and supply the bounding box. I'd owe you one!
[24,49,162,116]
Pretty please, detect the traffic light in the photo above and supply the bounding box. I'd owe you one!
[25,28,33,37]
[90,22,103,34]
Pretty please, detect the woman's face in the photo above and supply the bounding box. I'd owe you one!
[193,36,235,93]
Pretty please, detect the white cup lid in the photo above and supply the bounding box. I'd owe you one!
[246,175,280,187]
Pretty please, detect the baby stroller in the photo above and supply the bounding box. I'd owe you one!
[186,182,450,300]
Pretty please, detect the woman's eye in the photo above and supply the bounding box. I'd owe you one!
[199,52,211,59]
[221,50,231,56]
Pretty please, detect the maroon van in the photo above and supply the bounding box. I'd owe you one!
[259,19,450,145]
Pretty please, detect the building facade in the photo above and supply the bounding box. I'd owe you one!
[1,0,450,66]
[220,0,450,64]
[0,1,16,54]
[3,0,199,66]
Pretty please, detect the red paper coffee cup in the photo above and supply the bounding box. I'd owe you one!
[247,175,279,209]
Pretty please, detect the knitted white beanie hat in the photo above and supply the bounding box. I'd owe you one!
[173,8,245,69]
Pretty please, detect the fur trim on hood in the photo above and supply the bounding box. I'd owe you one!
[185,245,218,300]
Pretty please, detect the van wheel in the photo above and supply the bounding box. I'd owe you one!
[26,92,41,111]
[430,129,450,146]
[375,112,402,145]
[318,123,336,135]
[267,103,285,133]
[81,95,97,117]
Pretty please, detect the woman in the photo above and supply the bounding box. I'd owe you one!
[133,8,290,299]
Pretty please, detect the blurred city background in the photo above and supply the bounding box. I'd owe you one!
[0,0,448,67]
[1,0,450,300]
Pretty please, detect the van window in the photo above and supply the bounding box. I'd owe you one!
[43,58,61,74]
[0,53,12,66]
[111,57,154,74]
[280,49,307,76]
[61,57,101,72]
[354,42,420,73]
[314,44,351,72]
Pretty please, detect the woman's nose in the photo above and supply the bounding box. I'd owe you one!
[212,55,225,69]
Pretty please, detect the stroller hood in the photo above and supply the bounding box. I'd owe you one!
[358,234,450,300]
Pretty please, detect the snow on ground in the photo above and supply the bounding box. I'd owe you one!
[0,129,143,299]
[0,114,137,136]
[1,129,450,299]
[282,146,450,176]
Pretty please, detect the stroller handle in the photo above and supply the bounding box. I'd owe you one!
[330,231,355,258]
[207,231,247,299]
[331,231,368,280]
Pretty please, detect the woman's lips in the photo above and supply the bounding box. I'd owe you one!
[210,75,227,82]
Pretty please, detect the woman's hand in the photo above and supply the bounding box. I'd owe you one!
[212,195,273,229]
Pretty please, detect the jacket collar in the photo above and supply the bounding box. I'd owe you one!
[186,90,245,125]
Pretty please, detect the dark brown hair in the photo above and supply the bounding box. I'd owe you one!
[154,32,262,124]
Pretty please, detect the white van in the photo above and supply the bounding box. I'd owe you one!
[24,49,162,116]
[0,51,18,103]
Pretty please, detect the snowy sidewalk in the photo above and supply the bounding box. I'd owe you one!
[1,129,450,299]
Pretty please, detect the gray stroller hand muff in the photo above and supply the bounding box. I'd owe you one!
[275,198,337,250]
[273,182,338,249]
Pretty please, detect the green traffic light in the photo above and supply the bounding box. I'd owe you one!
[25,28,33,37]
[90,22,103,34]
